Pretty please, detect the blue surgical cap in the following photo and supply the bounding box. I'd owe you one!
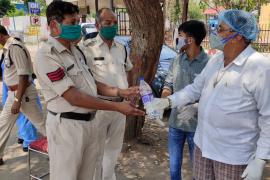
[218,9,259,41]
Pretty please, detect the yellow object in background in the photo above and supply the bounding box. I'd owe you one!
[27,26,40,36]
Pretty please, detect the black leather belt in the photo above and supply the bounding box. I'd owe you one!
[48,110,95,121]
[99,97,124,102]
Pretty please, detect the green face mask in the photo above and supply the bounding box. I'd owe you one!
[59,24,82,41]
[100,25,118,40]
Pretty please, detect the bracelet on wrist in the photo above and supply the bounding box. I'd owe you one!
[14,97,21,102]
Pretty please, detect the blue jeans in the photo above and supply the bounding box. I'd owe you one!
[168,127,195,180]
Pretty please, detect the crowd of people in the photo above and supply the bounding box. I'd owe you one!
[0,1,269,180]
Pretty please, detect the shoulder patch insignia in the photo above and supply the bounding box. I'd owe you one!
[47,67,65,82]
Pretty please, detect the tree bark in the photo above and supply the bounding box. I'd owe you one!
[95,0,98,13]
[109,0,114,11]
[181,0,189,23]
[123,0,164,140]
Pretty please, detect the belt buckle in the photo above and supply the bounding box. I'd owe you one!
[89,112,96,121]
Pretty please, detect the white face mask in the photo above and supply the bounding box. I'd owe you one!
[210,31,239,51]
[176,37,186,51]
[209,32,225,51]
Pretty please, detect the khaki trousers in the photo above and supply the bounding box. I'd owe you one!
[95,111,126,180]
[46,111,100,180]
[0,89,45,158]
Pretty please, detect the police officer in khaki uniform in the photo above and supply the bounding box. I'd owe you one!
[0,25,46,165]
[82,8,133,180]
[34,2,144,180]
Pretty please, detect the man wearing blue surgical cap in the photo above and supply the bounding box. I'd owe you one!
[147,9,269,179]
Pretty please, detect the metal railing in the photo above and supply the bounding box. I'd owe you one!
[115,8,131,35]
[114,9,270,53]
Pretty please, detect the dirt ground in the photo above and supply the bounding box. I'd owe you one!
[116,120,192,180]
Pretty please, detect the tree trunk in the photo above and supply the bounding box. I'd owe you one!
[109,0,114,11]
[181,0,189,23]
[95,0,98,13]
[123,0,164,140]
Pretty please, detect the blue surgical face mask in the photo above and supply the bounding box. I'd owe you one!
[210,31,238,51]
[176,37,187,51]
[58,24,82,41]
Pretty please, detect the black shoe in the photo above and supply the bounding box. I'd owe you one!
[17,138,24,144]
[22,147,28,152]
[0,158,4,165]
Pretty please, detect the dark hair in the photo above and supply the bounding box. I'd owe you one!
[46,1,79,25]
[0,25,8,36]
[178,20,206,46]
[95,8,114,23]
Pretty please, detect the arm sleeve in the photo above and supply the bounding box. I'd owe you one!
[254,68,270,160]
[163,59,175,92]
[168,60,207,108]
[34,54,75,96]
[10,46,32,75]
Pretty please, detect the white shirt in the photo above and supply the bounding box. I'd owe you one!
[169,45,270,165]
[82,34,133,89]
[3,37,33,86]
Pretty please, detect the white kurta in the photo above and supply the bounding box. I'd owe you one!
[169,45,270,165]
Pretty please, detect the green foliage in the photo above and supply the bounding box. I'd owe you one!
[7,9,25,17]
[199,1,208,10]
[170,0,181,24]
[90,12,96,18]
[35,0,46,16]
[188,1,204,20]
[0,0,15,17]
[201,0,269,12]
[169,0,204,24]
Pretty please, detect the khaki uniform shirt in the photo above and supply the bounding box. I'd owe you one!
[34,36,97,113]
[82,34,133,91]
[3,37,33,86]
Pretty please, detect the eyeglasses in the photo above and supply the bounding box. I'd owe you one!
[216,26,234,33]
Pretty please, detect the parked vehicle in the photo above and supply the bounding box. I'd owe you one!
[152,45,178,97]
[81,23,98,40]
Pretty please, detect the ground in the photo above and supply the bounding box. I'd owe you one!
[0,45,270,180]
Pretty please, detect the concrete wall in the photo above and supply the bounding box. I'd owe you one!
[259,3,270,27]
[0,16,49,44]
